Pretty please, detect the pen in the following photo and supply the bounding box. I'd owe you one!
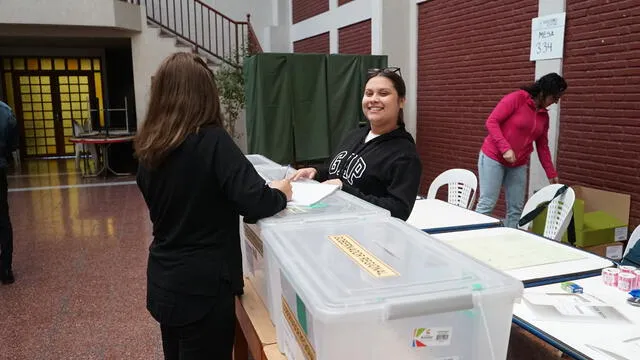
[283,164,291,179]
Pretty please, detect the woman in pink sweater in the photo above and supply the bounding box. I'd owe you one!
[476,73,567,228]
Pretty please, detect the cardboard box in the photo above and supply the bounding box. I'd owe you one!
[583,241,625,261]
[573,186,630,246]
[530,186,630,247]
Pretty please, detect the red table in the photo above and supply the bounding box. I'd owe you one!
[69,135,135,177]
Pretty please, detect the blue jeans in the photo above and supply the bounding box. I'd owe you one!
[475,151,528,228]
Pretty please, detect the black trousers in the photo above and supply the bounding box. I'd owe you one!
[159,286,236,360]
[0,167,12,272]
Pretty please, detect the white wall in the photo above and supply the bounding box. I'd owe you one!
[379,0,415,138]
[130,10,184,126]
[529,0,566,195]
[204,0,277,51]
[267,0,292,52]
[0,0,141,31]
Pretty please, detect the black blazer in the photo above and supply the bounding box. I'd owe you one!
[137,126,287,325]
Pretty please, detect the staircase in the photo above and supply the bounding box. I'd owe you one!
[124,0,262,151]
[124,0,262,69]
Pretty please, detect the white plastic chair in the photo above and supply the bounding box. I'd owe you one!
[73,120,98,172]
[623,225,640,258]
[11,149,20,168]
[426,169,478,209]
[519,184,575,242]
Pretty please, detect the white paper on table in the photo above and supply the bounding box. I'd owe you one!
[289,182,339,207]
[586,336,640,360]
[523,293,631,324]
[524,292,605,306]
[555,302,600,317]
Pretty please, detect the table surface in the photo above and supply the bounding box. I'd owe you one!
[513,275,640,360]
[433,227,614,285]
[238,278,277,345]
[235,278,287,360]
[69,135,135,144]
[264,345,287,360]
[406,199,501,232]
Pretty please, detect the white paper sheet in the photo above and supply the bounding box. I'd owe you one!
[289,182,339,207]
[586,336,640,360]
[523,293,631,324]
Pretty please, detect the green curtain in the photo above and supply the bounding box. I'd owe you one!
[357,55,389,125]
[326,54,387,148]
[290,54,330,162]
[326,55,360,151]
[244,53,388,164]
[244,54,294,164]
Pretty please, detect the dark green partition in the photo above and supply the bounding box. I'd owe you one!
[244,53,387,164]
[243,54,294,164]
[290,54,330,162]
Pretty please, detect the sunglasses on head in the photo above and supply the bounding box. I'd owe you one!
[367,67,402,77]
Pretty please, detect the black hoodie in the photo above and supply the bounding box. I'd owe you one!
[315,125,422,220]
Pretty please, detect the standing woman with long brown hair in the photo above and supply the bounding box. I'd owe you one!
[135,52,292,360]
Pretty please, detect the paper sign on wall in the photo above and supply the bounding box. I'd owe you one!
[530,12,566,61]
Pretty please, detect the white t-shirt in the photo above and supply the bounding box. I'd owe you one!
[365,131,380,143]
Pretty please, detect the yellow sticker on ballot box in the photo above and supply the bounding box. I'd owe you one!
[328,234,400,278]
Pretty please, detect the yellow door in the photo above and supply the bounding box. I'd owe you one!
[18,75,57,156]
[4,57,104,158]
[58,74,92,155]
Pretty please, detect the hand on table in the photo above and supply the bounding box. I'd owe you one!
[323,179,343,189]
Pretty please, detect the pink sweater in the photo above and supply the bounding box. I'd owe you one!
[481,90,557,179]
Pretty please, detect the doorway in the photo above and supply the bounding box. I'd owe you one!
[2,57,104,158]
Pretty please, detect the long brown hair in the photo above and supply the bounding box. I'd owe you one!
[134,52,223,168]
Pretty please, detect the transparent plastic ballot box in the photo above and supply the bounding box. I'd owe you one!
[241,189,390,322]
[262,217,524,360]
[238,156,285,275]
[238,161,284,276]
[245,153,281,168]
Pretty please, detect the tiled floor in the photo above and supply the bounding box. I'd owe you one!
[0,159,162,359]
[0,159,562,359]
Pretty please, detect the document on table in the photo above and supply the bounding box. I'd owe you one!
[523,292,631,324]
[586,336,640,360]
[441,233,586,270]
[289,182,339,207]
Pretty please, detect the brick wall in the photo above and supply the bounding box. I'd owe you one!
[416,0,537,215]
[293,32,330,53]
[292,0,329,24]
[338,19,372,54]
[338,0,354,5]
[559,0,640,231]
